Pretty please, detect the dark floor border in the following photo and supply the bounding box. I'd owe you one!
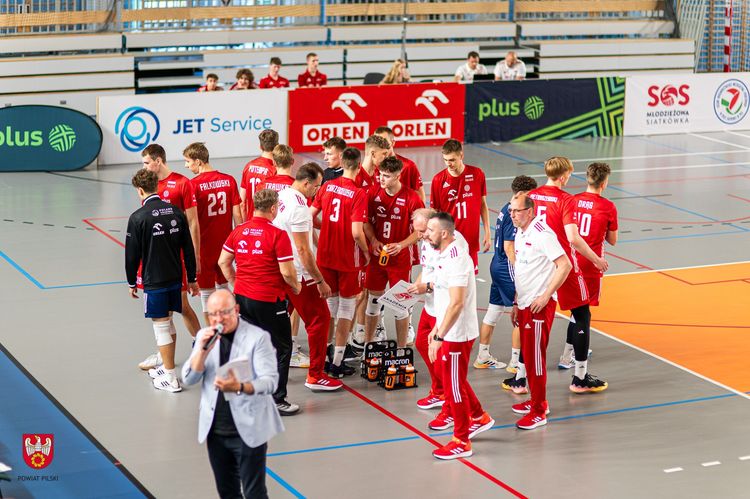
[0,341,154,499]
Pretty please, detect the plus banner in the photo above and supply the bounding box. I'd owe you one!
[288,82,464,152]
[624,73,750,135]
[465,78,624,143]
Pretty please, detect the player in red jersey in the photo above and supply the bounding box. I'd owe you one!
[184,143,242,323]
[259,144,295,193]
[569,162,618,391]
[430,139,491,273]
[197,73,223,92]
[311,147,371,377]
[258,57,290,89]
[523,156,609,394]
[240,129,278,221]
[364,156,424,347]
[297,52,327,88]
[374,126,425,201]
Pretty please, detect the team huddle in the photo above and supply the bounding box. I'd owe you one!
[124,127,618,461]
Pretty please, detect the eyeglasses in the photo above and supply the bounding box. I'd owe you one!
[206,307,236,318]
[508,207,532,214]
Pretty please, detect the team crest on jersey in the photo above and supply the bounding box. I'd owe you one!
[395,198,405,206]
[242,228,250,235]
[393,207,400,214]
[167,181,177,188]
[466,175,474,181]
[464,185,470,191]
[23,434,54,469]
[163,190,170,197]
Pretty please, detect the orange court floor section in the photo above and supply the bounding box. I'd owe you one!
[589,262,750,393]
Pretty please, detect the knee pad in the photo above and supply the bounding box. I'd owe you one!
[337,297,357,321]
[200,289,214,313]
[394,307,410,321]
[153,321,174,347]
[365,296,382,317]
[326,296,340,317]
[482,304,506,327]
[215,282,229,291]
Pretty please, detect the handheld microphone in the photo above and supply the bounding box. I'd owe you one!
[203,323,224,350]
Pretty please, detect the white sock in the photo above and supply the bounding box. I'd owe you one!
[562,343,574,360]
[516,363,526,379]
[479,343,490,353]
[292,340,300,353]
[356,323,365,334]
[574,360,587,380]
[510,348,520,362]
[333,346,345,366]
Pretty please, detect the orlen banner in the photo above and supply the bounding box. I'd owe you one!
[288,82,464,152]
[624,73,750,135]
[97,90,288,165]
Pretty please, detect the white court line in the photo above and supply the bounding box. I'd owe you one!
[726,130,750,140]
[604,260,750,278]
[566,149,748,163]
[701,461,721,467]
[739,455,750,461]
[689,133,750,150]
[663,467,684,473]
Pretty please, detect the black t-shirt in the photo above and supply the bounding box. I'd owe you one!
[210,331,239,437]
[322,167,344,184]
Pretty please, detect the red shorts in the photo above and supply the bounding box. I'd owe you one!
[197,250,228,289]
[583,274,601,307]
[556,270,590,310]
[364,261,411,291]
[320,266,362,298]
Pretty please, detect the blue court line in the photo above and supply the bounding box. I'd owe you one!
[0,249,125,290]
[268,391,742,458]
[476,144,750,233]
[266,467,306,498]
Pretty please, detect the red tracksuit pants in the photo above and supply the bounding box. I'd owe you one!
[288,278,331,379]
[415,309,443,397]
[440,339,484,442]
[518,300,557,415]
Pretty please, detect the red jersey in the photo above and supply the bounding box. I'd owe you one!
[394,154,424,191]
[355,166,376,192]
[189,170,241,255]
[259,174,294,193]
[573,192,618,277]
[159,172,196,211]
[259,76,290,88]
[222,217,294,302]
[240,156,276,217]
[430,164,486,264]
[313,177,368,271]
[197,85,223,92]
[368,186,424,268]
[297,70,327,87]
[528,185,577,262]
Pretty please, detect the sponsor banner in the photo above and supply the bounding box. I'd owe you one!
[624,73,750,135]
[97,90,288,165]
[288,83,464,152]
[0,105,102,172]
[465,78,624,143]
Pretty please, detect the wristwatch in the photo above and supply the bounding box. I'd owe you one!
[236,383,244,396]
[425,282,433,293]
[432,334,444,342]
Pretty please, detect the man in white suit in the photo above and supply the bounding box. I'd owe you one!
[182,289,283,499]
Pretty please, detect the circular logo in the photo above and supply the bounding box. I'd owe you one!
[114,107,160,152]
[163,190,169,198]
[714,79,750,125]
[524,96,545,120]
[394,207,400,214]
[171,219,177,227]
[255,240,261,248]
[464,185,470,191]
[242,228,250,235]
[48,124,77,152]
[660,85,679,106]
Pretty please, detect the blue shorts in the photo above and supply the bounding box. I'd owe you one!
[489,258,515,307]
[144,283,182,318]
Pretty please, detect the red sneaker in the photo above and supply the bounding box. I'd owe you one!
[516,412,548,430]
[467,412,495,439]
[304,375,343,392]
[432,437,472,460]
[417,393,445,410]
[511,400,550,415]
[428,412,454,431]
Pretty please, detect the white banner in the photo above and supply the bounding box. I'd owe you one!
[97,90,288,165]
[624,73,750,135]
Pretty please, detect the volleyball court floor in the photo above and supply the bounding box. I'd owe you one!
[1,131,749,498]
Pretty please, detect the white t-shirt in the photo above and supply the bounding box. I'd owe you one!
[274,187,313,282]
[494,60,527,81]
[454,62,488,82]
[513,217,566,308]
[420,230,467,316]
[432,238,479,342]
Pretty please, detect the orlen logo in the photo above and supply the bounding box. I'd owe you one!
[415,89,449,117]
[647,85,690,107]
[388,89,452,141]
[331,93,368,120]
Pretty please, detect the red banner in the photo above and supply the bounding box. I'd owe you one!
[288,82,465,152]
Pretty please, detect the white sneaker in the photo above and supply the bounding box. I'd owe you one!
[138,352,162,371]
[153,373,181,393]
[406,323,416,346]
[148,365,168,379]
[473,355,507,369]
[374,322,387,342]
[290,350,310,368]
[558,349,593,370]
[351,328,365,349]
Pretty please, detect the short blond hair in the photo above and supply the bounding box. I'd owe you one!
[544,156,574,181]
[272,144,294,169]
